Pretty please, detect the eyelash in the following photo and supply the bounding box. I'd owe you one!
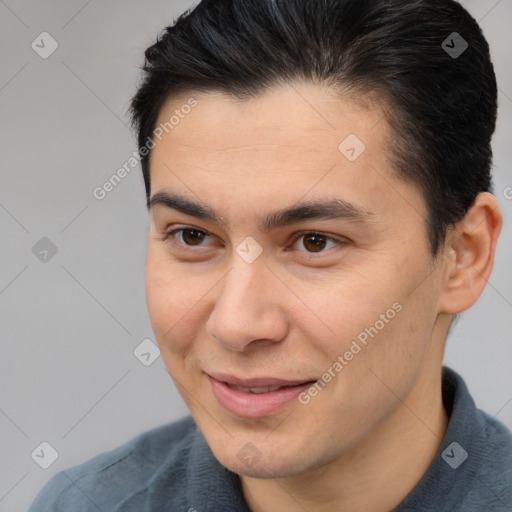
[160,226,345,257]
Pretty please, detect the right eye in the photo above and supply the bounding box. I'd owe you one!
[161,227,214,249]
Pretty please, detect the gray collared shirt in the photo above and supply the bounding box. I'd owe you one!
[28,366,512,511]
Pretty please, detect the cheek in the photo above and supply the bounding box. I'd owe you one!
[347,272,441,400]
[303,270,399,344]
[298,261,429,387]
[145,247,202,354]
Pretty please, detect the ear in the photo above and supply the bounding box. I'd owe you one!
[438,192,503,315]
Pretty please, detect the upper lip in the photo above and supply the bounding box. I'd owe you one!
[208,372,315,388]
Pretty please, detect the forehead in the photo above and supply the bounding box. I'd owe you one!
[151,83,388,182]
[154,83,387,153]
[148,83,426,228]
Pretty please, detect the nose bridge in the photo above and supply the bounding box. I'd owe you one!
[207,250,286,351]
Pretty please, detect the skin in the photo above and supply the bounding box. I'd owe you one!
[145,82,502,512]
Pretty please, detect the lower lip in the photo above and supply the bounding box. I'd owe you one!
[208,376,314,418]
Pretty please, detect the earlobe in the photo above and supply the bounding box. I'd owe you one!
[439,192,503,315]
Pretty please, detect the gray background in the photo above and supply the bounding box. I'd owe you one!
[0,1,511,510]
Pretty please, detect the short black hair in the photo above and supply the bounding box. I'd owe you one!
[129,0,497,255]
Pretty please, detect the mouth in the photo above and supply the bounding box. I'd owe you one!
[207,373,317,418]
[226,383,296,393]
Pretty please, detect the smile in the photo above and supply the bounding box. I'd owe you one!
[207,373,316,418]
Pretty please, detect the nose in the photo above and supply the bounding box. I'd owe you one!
[206,254,288,352]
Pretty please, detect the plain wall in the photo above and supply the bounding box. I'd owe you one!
[0,1,511,510]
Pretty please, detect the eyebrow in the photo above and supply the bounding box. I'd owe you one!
[148,191,376,232]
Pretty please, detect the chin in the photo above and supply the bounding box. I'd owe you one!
[212,438,328,480]
[225,456,307,479]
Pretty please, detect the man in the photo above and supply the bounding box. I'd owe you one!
[29,0,511,510]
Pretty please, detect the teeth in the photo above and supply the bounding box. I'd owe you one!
[229,384,282,393]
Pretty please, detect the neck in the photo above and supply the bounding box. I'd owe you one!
[240,359,449,512]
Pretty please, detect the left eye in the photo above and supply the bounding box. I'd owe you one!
[289,232,342,254]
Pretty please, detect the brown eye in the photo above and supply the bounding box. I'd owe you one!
[179,229,207,246]
[290,232,343,255]
[162,227,212,248]
[302,234,328,252]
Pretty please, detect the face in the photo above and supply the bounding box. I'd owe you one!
[145,82,448,478]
